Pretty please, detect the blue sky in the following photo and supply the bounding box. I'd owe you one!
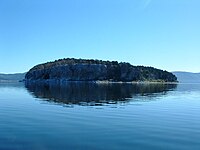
[0,0,200,73]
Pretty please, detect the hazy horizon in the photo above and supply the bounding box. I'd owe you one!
[1,0,200,73]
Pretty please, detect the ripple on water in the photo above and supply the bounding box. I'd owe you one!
[0,83,200,150]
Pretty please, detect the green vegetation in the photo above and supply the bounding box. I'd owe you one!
[26,58,177,82]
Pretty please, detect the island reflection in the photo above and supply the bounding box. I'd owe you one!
[25,82,177,106]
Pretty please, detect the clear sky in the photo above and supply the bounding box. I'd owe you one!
[0,0,200,73]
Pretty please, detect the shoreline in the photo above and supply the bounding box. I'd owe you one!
[24,79,178,84]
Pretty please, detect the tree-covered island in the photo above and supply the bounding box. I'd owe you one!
[25,58,177,82]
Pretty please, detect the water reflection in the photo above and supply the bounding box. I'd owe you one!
[0,82,24,88]
[25,82,177,106]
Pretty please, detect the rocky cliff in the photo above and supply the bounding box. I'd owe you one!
[25,58,177,82]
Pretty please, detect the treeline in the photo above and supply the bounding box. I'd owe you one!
[30,58,121,71]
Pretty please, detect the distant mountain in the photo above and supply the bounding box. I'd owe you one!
[172,72,200,83]
[0,73,26,82]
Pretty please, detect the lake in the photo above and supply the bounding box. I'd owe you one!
[0,82,200,150]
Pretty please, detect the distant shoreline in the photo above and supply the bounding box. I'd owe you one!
[4,80,200,85]
[0,80,21,83]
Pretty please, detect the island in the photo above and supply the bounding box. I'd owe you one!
[25,58,177,83]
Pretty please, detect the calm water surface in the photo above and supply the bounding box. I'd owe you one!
[0,82,200,150]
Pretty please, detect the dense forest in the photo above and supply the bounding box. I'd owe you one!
[25,58,177,82]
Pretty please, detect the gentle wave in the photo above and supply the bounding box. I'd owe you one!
[0,83,200,150]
